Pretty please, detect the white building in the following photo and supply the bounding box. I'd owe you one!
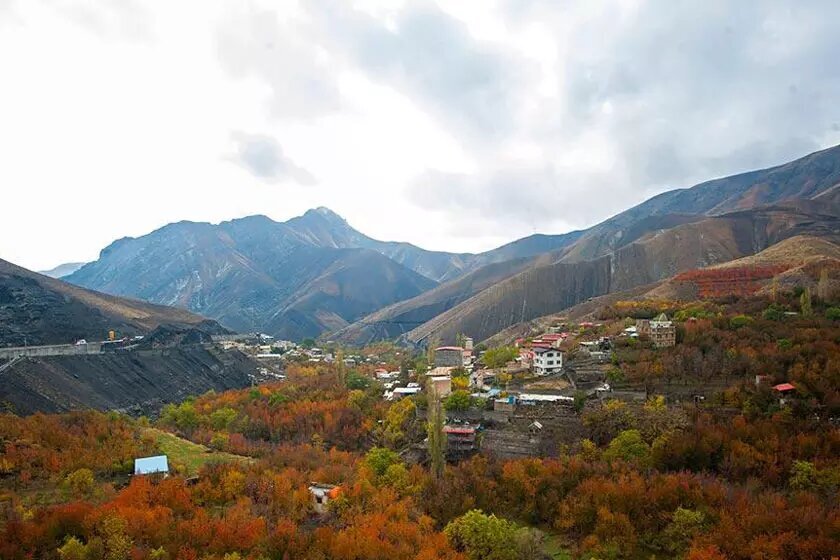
[532,347,563,375]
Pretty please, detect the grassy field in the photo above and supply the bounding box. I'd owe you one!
[145,428,251,477]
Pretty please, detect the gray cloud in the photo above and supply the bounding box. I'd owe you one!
[307,1,531,142]
[410,1,840,234]
[229,132,316,186]
[216,7,341,119]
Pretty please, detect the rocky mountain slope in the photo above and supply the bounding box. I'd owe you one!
[0,344,257,416]
[332,144,840,344]
[405,203,840,344]
[65,208,581,340]
[0,258,214,347]
[561,143,840,262]
[37,262,86,279]
[485,235,840,347]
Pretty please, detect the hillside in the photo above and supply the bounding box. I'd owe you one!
[485,235,840,345]
[37,262,86,278]
[334,144,840,345]
[407,204,840,344]
[65,208,580,340]
[562,143,840,262]
[0,345,256,415]
[0,258,214,347]
[327,254,547,345]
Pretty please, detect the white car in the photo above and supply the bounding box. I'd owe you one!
[74,339,87,345]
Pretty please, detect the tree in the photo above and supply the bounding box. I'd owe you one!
[482,347,518,369]
[63,468,95,498]
[729,315,754,329]
[365,447,401,478]
[382,398,415,448]
[662,508,706,555]
[603,429,652,468]
[444,390,472,411]
[427,381,446,481]
[762,304,785,321]
[817,267,831,302]
[826,307,840,321]
[800,287,813,317]
[57,537,88,560]
[444,510,522,560]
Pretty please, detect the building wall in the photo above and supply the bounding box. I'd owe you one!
[533,350,563,374]
[434,349,464,367]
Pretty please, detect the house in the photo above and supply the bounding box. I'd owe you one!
[444,425,478,456]
[494,395,517,413]
[773,382,796,406]
[636,313,676,348]
[425,367,454,397]
[308,483,341,514]
[134,455,169,476]
[517,393,575,405]
[532,347,563,375]
[388,386,422,400]
[434,346,465,367]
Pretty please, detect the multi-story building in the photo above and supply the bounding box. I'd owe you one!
[636,313,676,348]
[434,346,465,367]
[532,347,563,375]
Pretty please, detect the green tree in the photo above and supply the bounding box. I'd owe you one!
[661,508,706,555]
[364,447,402,478]
[789,460,818,491]
[382,397,416,448]
[603,429,652,468]
[817,267,831,302]
[57,537,88,560]
[482,346,518,369]
[63,468,95,498]
[427,381,446,481]
[826,307,840,321]
[800,286,813,317]
[729,314,754,329]
[209,407,238,430]
[444,390,473,411]
[444,510,522,560]
[762,303,785,321]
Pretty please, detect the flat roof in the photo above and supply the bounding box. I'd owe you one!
[134,455,169,475]
[518,393,574,402]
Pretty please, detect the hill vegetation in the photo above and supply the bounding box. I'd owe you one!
[1,289,838,559]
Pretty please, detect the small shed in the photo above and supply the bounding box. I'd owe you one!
[309,483,341,514]
[134,455,169,476]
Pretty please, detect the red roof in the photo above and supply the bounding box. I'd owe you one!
[773,383,796,392]
[444,426,476,434]
[540,334,563,341]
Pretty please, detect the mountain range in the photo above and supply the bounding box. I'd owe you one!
[0,258,216,347]
[55,143,840,344]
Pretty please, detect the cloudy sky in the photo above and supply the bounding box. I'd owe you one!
[2,0,839,271]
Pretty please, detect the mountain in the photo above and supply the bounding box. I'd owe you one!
[38,262,86,279]
[0,258,216,347]
[65,207,582,341]
[334,145,840,344]
[562,143,840,262]
[404,202,840,345]
[485,234,840,347]
[66,211,438,340]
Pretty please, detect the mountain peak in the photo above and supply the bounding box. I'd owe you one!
[303,206,346,223]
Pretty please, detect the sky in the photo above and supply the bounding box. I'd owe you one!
[1,0,839,271]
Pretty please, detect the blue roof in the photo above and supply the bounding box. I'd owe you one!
[134,455,169,475]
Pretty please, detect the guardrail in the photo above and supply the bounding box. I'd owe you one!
[0,342,103,360]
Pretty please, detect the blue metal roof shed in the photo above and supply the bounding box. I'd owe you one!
[134,455,169,475]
